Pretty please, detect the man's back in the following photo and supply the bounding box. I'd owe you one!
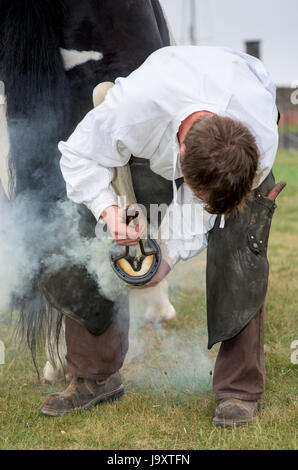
[60,45,279,198]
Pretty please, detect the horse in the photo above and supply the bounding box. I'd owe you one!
[0,0,176,382]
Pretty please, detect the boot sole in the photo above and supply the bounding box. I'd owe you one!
[213,416,255,427]
[40,384,125,417]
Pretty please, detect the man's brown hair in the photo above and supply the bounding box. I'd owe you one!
[181,114,260,214]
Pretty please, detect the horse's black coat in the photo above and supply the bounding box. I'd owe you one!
[0,0,170,202]
[0,0,172,363]
[0,0,68,200]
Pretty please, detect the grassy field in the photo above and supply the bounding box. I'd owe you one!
[0,148,297,450]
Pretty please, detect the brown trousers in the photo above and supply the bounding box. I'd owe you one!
[65,304,265,401]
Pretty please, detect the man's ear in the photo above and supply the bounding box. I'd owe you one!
[180,143,186,161]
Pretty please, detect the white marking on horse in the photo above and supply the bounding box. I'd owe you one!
[60,48,103,71]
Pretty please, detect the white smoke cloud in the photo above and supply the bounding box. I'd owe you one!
[126,264,215,397]
[44,200,127,301]
[0,180,214,393]
[0,192,127,317]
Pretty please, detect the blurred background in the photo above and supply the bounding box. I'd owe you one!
[161,0,298,150]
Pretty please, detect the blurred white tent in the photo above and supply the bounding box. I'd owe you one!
[161,0,298,87]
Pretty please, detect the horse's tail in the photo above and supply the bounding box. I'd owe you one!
[0,0,67,118]
[0,0,70,199]
[0,0,69,374]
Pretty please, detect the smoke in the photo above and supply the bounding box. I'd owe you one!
[125,316,214,399]
[125,261,215,398]
[43,201,128,302]
[0,189,126,317]
[0,179,214,395]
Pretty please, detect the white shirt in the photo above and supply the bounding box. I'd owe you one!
[59,45,279,266]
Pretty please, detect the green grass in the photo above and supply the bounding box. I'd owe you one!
[270,148,298,234]
[278,125,298,134]
[0,148,297,450]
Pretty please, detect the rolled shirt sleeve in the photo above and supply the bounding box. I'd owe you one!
[59,102,131,220]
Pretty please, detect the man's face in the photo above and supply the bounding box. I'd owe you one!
[183,172,210,205]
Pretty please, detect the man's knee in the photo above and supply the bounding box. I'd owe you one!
[65,311,129,380]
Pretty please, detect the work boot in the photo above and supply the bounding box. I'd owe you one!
[40,372,124,417]
[213,398,258,427]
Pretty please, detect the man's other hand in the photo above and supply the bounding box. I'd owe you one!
[101,205,146,246]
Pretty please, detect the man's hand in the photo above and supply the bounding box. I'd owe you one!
[129,260,171,289]
[101,205,146,246]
